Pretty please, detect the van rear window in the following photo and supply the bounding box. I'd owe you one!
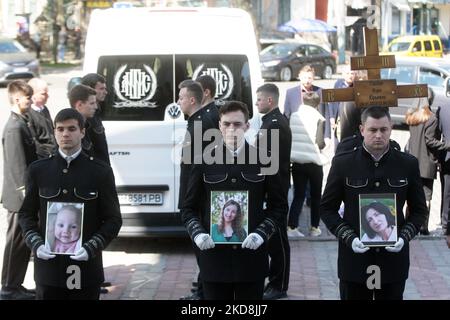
[97,54,253,121]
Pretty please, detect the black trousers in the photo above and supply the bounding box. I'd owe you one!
[339,280,406,300]
[203,280,264,300]
[267,224,290,292]
[1,211,30,289]
[36,284,100,300]
[288,162,323,228]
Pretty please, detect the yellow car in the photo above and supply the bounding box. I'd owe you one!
[385,35,443,58]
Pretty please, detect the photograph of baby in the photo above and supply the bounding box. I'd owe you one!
[45,202,84,255]
[210,191,248,244]
[359,193,397,247]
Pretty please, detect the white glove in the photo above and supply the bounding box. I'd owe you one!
[70,248,89,261]
[351,238,370,253]
[194,233,215,251]
[385,237,404,253]
[241,233,264,250]
[36,245,56,260]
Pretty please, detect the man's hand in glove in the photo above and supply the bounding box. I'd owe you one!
[194,233,215,251]
[241,233,264,250]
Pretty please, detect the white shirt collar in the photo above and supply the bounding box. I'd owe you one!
[58,148,82,164]
[362,143,389,162]
[31,104,45,112]
[225,141,245,157]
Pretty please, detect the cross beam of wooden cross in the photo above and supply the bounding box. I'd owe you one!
[322,27,428,108]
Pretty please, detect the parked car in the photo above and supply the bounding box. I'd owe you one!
[380,57,450,124]
[260,41,336,81]
[0,37,40,84]
[385,35,443,58]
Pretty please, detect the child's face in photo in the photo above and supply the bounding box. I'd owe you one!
[55,209,80,243]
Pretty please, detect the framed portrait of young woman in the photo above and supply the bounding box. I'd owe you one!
[210,191,249,244]
[359,193,397,247]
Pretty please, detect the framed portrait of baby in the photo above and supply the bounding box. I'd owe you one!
[359,193,398,247]
[210,191,249,244]
[45,202,84,255]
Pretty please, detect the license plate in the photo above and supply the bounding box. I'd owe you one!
[13,67,28,73]
[118,193,163,205]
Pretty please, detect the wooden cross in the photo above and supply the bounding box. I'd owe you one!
[322,27,428,108]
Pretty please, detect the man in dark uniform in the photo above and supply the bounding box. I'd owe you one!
[181,101,287,299]
[81,73,110,165]
[27,78,56,159]
[196,74,220,126]
[1,81,37,300]
[320,106,428,300]
[255,84,291,300]
[18,108,122,300]
[177,79,218,300]
[68,84,101,160]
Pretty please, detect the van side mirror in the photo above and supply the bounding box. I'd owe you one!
[68,77,82,93]
[446,77,450,97]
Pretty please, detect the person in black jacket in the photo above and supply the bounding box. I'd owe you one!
[81,73,110,165]
[181,101,287,300]
[320,106,428,300]
[255,83,291,300]
[1,81,37,300]
[196,74,220,126]
[18,108,122,300]
[178,79,218,300]
[27,78,56,159]
[68,84,102,161]
[405,90,440,235]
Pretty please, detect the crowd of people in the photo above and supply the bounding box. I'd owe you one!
[0,62,449,301]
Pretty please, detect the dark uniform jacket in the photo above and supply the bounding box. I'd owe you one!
[83,115,110,165]
[1,112,37,212]
[203,101,220,127]
[181,143,288,283]
[18,152,122,288]
[320,146,428,284]
[178,107,218,209]
[257,107,292,194]
[28,106,56,159]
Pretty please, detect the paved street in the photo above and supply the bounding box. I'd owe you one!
[0,66,449,300]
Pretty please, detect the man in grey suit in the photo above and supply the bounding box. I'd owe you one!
[1,81,37,300]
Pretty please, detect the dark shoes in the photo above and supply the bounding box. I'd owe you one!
[419,229,430,236]
[180,290,203,300]
[263,286,287,300]
[1,286,36,300]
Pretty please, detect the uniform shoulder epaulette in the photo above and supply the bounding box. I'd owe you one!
[89,156,110,167]
[334,146,358,158]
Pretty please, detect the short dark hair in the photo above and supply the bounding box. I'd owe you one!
[7,80,33,105]
[178,80,203,105]
[54,108,85,130]
[219,100,249,122]
[257,83,279,104]
[196,75,216,98]
[361,202,396,239]
[361,106,391,124]
[81,73,106,89]
[68,84,96,108]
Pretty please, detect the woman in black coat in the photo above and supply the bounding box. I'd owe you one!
[405,89,439,234]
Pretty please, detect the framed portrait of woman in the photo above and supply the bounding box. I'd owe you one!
[210,191,249,244]
[359,193,397,247]
[45,202,84,255]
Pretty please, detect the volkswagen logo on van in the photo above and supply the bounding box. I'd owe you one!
[113,64,157,108]
[193,63,234,100]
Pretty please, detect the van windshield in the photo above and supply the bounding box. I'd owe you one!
[389,42,410,52]
[97,54,253,121]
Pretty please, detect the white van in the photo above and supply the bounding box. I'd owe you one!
[82,7,263,236]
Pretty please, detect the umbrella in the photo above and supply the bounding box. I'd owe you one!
[278,18,337,33]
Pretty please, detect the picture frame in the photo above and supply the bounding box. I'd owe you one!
[210,191,249,244]
[359,193,397,247]
[45,202,84,255]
